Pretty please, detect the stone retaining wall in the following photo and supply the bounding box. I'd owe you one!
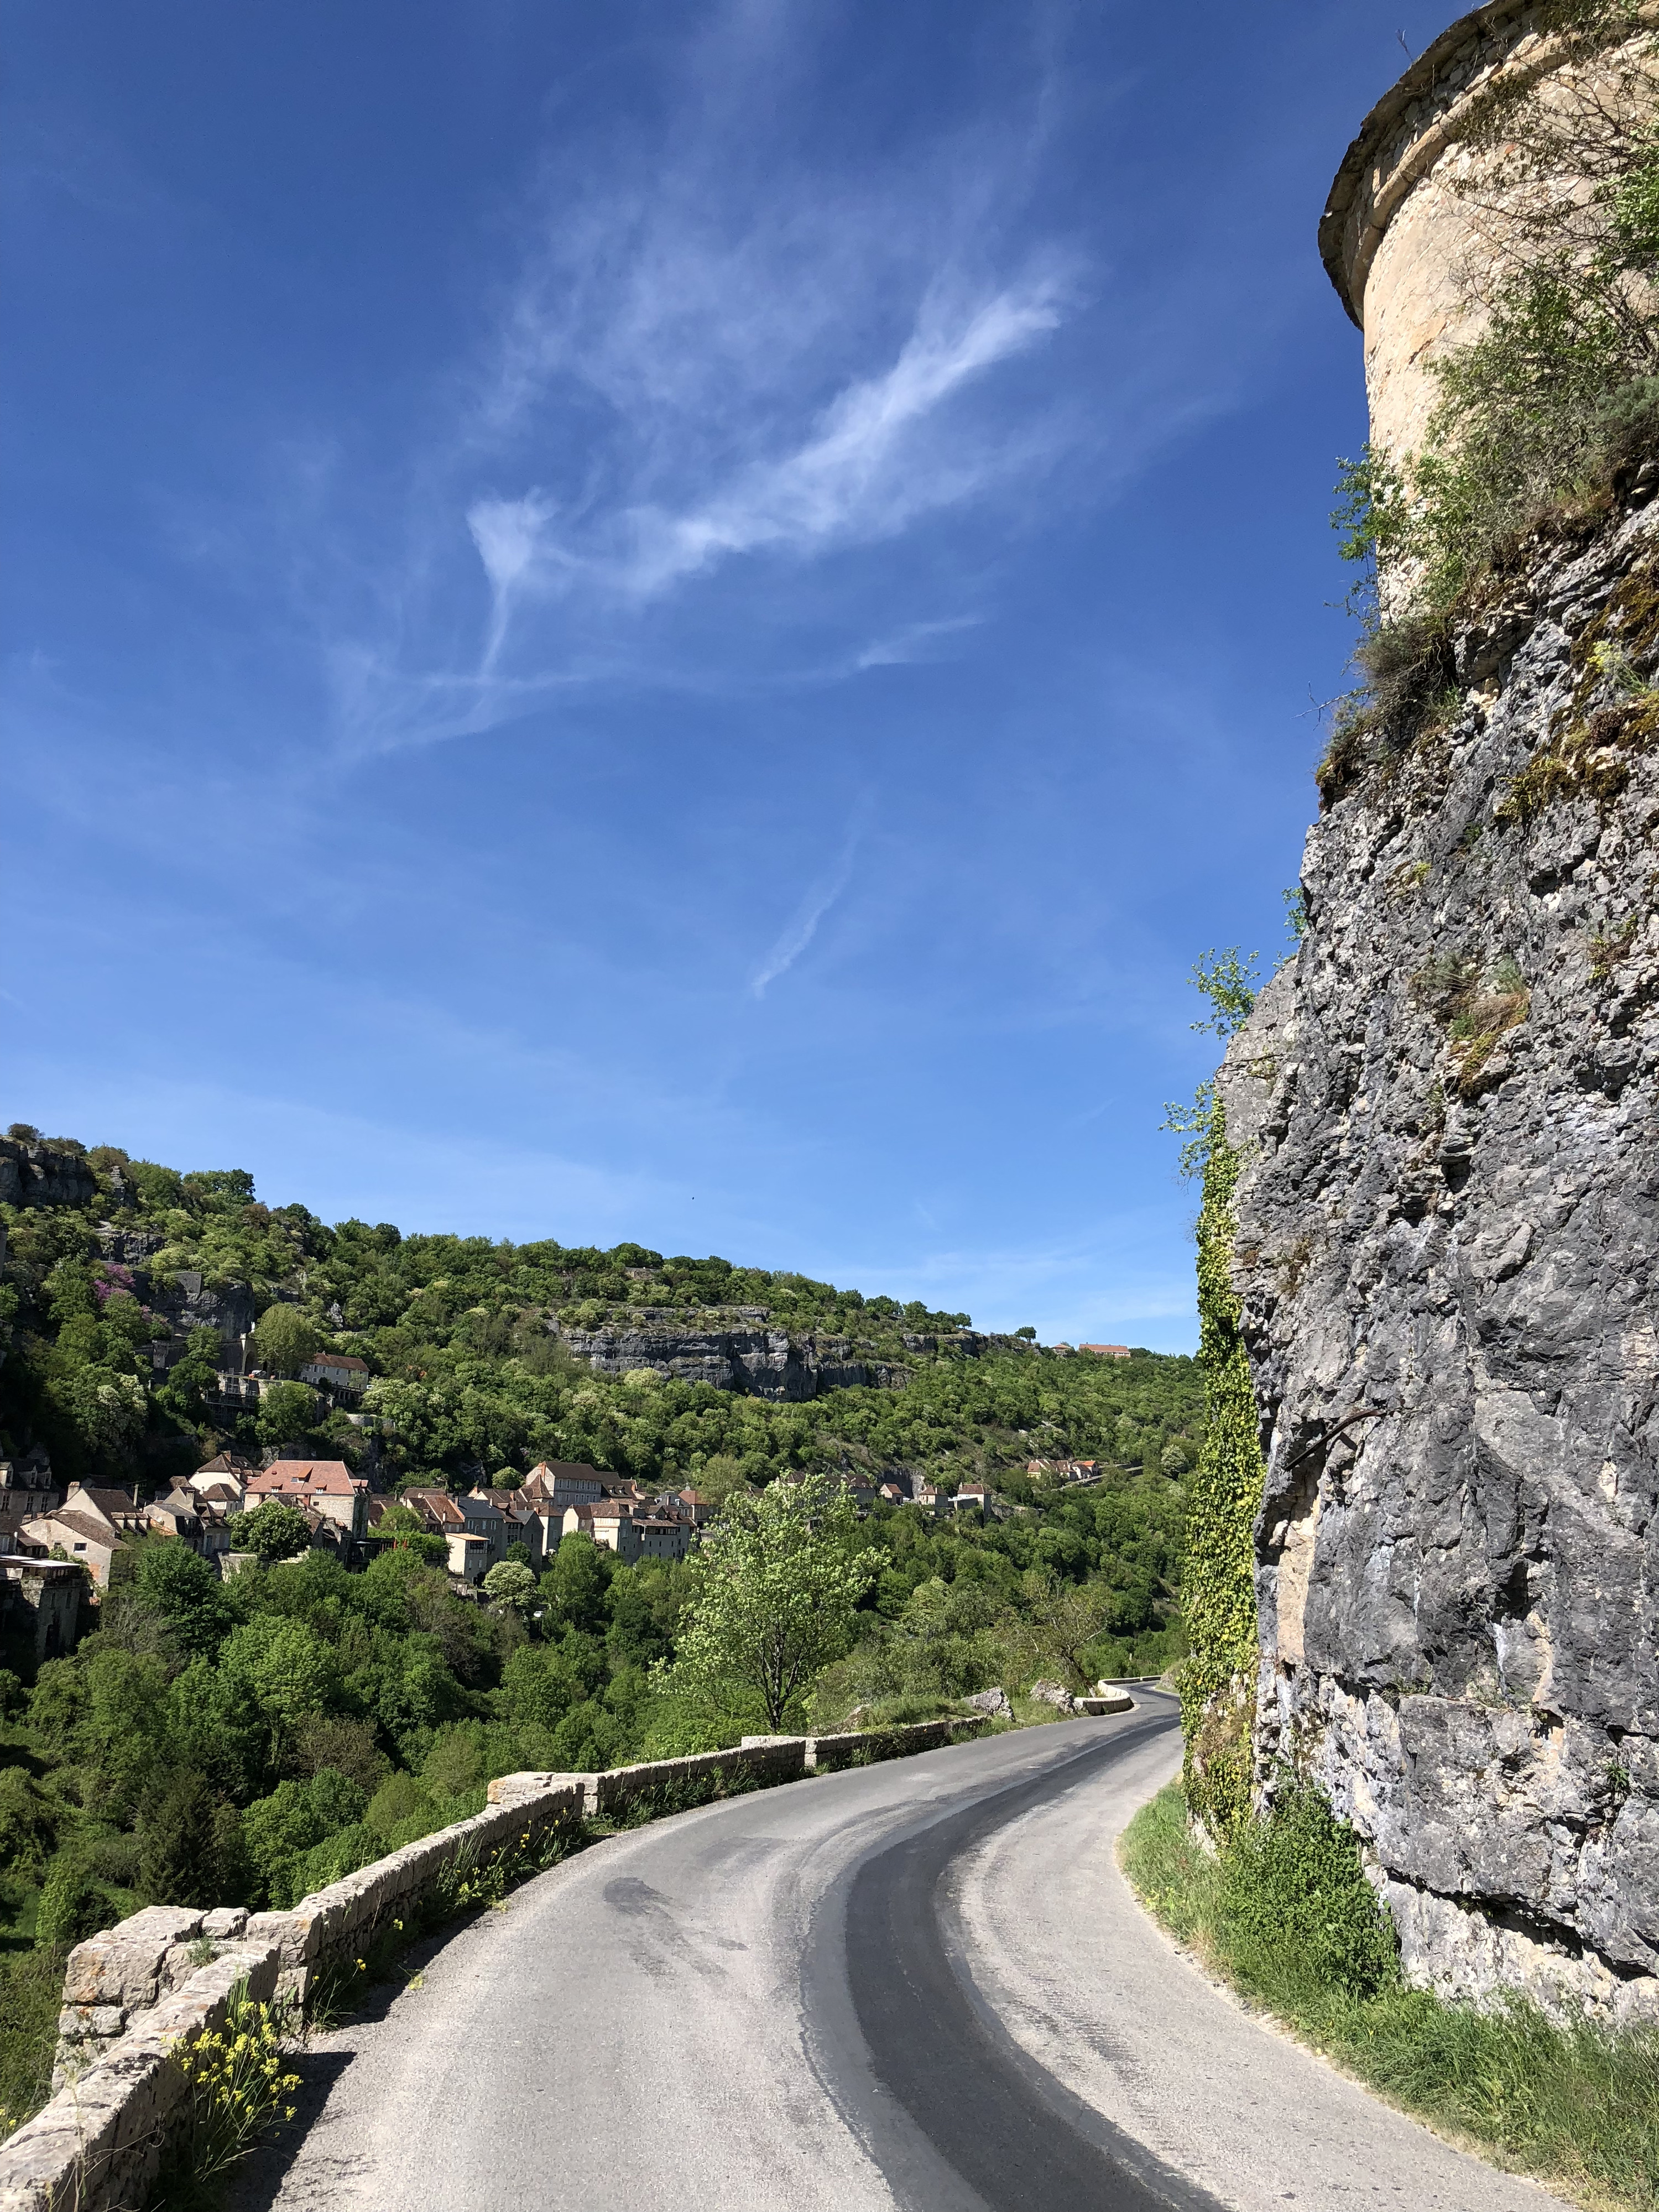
[0,1713,997,2210]
[0,1942,280,2212]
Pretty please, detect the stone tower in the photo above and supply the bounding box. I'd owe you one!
[1321,0,1658,462]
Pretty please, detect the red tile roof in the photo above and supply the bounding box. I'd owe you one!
[248,1460,365,1498]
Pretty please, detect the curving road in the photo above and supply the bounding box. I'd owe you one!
[229,1695,1566,2212]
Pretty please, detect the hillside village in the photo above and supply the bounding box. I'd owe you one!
[0,1436,1079,1668]
[0,1128,1192,1687]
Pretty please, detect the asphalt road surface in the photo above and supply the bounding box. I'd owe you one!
[229,1695,1567,2212]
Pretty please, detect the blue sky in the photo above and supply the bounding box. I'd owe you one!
[2,1,1452,1349]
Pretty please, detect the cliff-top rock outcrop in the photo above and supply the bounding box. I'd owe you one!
[556,1315,906,1399]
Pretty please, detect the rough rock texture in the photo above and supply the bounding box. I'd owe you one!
[966,1686,1015,1719]
[1219,503,1659,2022]
[0,1140,96,1213]
[559,1318,905,1399]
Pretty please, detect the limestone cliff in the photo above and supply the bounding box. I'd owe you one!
[557,1313,906,1399]
[1219,499,1659,2021]
[0,1138,97,1212]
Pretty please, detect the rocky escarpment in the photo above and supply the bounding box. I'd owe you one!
[557,1313,907,1399]
[1219,502,1659,2022]
[0,1137,97,1212]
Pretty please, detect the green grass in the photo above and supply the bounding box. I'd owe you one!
[1121,1782,1659,2212]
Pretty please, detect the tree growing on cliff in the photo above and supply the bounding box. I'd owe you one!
[253,1306,319,1378]
[669,1473,875,1732]
[253,1381,319,1449]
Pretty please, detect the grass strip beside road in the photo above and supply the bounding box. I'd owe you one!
[1120,1782,1659,2212]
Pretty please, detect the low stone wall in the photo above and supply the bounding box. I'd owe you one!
[0,1714,993,2209]
[807,1715,977,1771]
[247,1780,588,2008]
[0,1941,280,2212]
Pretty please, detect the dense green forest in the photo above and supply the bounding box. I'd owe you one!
[0,1126,1198,2124]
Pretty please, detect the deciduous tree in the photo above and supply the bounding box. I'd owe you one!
[672,1472,875,1731]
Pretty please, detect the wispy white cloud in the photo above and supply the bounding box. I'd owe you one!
[464,278,1065,657]
[312,7,1099,752]
[750,806,868,997]
[854,614,984,672]
[468,491,561,671]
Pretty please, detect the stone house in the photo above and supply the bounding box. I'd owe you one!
[140,1486,205,1546]
[20,1486,134,1588]
[0,1447,62,1515]
[468,1490,544,1564]
[563,1499,641,1564]
[299,1351,370,1396]
[401,1489,508,1572]
[633,1515,690,1563]
[246,1460,368,1538]
[521,1461,606,1512]
[190,1453,255,1506]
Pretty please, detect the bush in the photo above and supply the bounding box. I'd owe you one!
[1217,1780,1398,2001]
[33,1850,126,1948]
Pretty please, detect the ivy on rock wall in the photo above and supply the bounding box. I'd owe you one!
[1178,1089,1264,1840]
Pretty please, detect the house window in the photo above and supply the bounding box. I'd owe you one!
[73,1542,86,1552]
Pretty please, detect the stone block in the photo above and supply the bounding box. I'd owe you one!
[60,1908,204,2012]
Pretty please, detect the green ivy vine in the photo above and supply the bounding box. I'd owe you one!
[1168,963,1267,1841]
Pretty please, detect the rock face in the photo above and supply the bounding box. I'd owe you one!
[1219,503,1659,2022]
[0,1138,97,1212]
[559,1318,905,1400]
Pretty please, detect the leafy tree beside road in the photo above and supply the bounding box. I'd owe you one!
[668,1472,876,1733]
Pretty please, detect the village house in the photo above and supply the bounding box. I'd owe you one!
[1024,1458,1100,1485]
[1079,1343,1131,1359]
[401,1488,507,1561]
[20,1484,138,1588]
[140,1485,205,1546]
[191,1452,255,1507]
[519,1461,611,1556]
[952,1481,992,1513]
[563,1497,641,1563]
[0,1557,84,1661]
[467,1489,544,1565]
[0,1448,62,1517]
[522,1462,606,1512]
[675,1488,714,1527]
[633,1514,691,1563]
[245,1459,369,1538]
[299,1350,370,1395]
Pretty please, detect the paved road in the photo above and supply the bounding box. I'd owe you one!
[230,1697,1567,2212]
